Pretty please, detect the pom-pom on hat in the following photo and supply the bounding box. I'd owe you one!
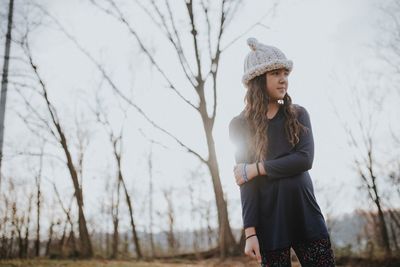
[242,37,293,88]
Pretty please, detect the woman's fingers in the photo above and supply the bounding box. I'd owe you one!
[244,236,262,263]
[254,244,262,263]
[244,247,258,261]
[233,164,244,185]
[244,247,255,258]
[235,173,243,185]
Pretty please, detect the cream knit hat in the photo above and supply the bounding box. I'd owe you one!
[242,37,293,88]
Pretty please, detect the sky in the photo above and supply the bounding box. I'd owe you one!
[1,0,398,235]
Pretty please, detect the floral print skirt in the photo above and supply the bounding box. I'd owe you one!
[260,237,335,267]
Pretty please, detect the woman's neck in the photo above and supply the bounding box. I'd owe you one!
[268,102,280,111]
[267,102,281,119]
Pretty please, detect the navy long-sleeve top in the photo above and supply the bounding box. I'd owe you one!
[229,104,329,251]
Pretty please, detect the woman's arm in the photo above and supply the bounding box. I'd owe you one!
[229,117,259,228]
[261,106,314,179]
[234,106,314,184]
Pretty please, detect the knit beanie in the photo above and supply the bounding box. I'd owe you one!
[242,37,293,88]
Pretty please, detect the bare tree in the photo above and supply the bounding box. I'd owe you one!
[0,195,8,258]
[99,190,108,256]
[331,0,400,257]
[324,0,400,258]
[353,129,391,256]
[52,181,78,257]
[375,1,400,254]
[188,183,199,255]
[9,187,33,259]
[0,188,16,259]
[23,193,33,258]
[0,0,14,190]
[185,164,207,256]
[162,188,177,255]
[338,76,392,256]
[84,0,249,256]
[147,142,156,258]
[45,219,56,257]
[110,179,121,259]
[102,181,112,258]
[14,32,93,257]
[92,97,143,259]
[34,145,44,257]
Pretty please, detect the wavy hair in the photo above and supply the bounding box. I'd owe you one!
[244,72,308,161]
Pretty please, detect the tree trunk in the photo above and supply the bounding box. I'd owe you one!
[163,189,177,255]
[111,215,119,259]
[390,218,399,252]
[45,221,54,257]
[123,232,129,256]
[35,151,43,257]
[9,229,15,258]
[206,152,237,257]
[24,195,33,258]
[0,224,7,258]
[115,151,142,259]
[148,145,155,257]
[368,149,391,256]
[67,228,78,257]
[17,228,23,258]
[59,132,93,258]
[111,180,120,259]
[199,101,237,256]
[35,180,41,257]
[59,220,67,257]
[374,193,391,256]
[0,0,14,190]
[120,177,142,258]
[105,225,110,257]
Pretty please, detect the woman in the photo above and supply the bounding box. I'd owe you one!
[229,38,336,267]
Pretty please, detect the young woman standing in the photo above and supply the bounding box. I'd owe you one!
[229,38,336,267]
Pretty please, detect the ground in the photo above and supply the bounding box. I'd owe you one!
[0,258,303,267]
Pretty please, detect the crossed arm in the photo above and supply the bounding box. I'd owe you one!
[231,107,314,186]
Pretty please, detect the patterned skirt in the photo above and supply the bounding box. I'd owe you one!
[260,237,336,267]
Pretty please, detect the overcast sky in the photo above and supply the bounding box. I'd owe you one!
[1,0,397,234]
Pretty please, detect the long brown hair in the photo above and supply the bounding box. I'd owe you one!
[244,72,308,161]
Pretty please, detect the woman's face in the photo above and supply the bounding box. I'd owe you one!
[265,68,289,101]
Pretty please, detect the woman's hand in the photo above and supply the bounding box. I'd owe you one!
[233,163,258,186]
[244,235,262,263]
[233,163,246,185]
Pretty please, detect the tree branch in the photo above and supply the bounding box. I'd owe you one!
[90,0,199,109]
[31,3,207,164]
[185,0,203,84]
